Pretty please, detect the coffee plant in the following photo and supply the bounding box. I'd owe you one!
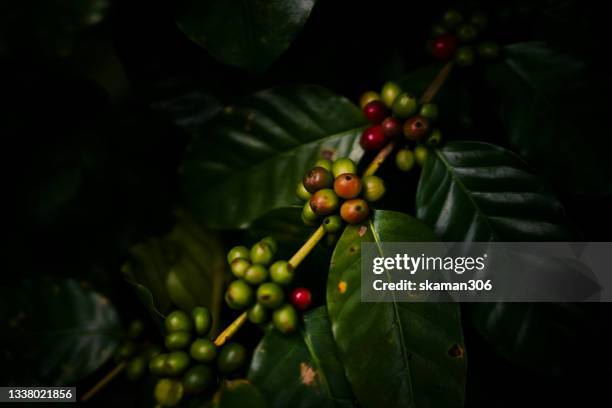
[3,1,612,407]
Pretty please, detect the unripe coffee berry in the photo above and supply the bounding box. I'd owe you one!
[166,310,193,333]
[396,149,416,172]
[470,12,488,29]
[273,304,298,334]
[427,129,442,146]
[217,343,247,374]
[431,34,458,60]
[225,280,253,310]
[303,166,333,193]
[149,354,168,375]
[260,236,277,254]
[477,41,500,59]
[269,260,294,286]
[296,181,311,200]
[457,24,478,42]
[230,258,250,278]
[250,242,274,266]
[323,215,343,234]
[191,307,212,336]
[456,46,475,67]
[381,117,402,138]
[360,125,387,151]
[340,199,370,224]
[310,188,339,216]
[227,246,250,264]
[403,116,431,141]
[166,351,190,376]
[257,282,285,309]
[359,91,381,109]
[381,81,402,107]
[290,287,312,311]
[244,264,268,285]
[165,331,192,350]
[392,93,418,118]
[331,158,357,178]
[183,365,215,394]
[128,320,145,339]
[154,379,183,407]
[419,103,439,121]
[362,175,386,202]
[314,158,333,172]
[301,201,318,226]
[247,302,269,324]
[126,356,146,380]
[414,145,429,166]
[363,100,389,124]
[442,9,463,28]
[190,338,217,363]
[334,173,362,199]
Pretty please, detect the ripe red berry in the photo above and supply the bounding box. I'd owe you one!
[360,125,387,152]
[290,287,312,311]
[340,199,370,224]
[403,116,431,141]
[333,173,362,199]
[431,34,458,60]
[303,166,333,193]
[381,117,402,138]
[363,100,389,124]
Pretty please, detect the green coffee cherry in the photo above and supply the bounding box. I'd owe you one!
[165,331,192,351]
[227,246,250,264]
[381,81,402,108]
[359,91,381,109]
[392,93,418,118]
[142,344,163,361]
[115,341,136,361]
[128,320,145,339]
[191,307,212,336]
[395,149,415,172]
[302,200,319,223]
[217,343,247,375]
[273,304,299,335]
[250,242,274,266]
[477,41,500,59]
[155,378,184,407]
[190,338,217,363]
[165,310,193,333]
[257,282,285,309]
[419,103,439,121]
[323,215,343,234]
[457,23,478,42]
[244,264,268,285]
[414,145,429,167]
[183,365,215,394]
[314,158,333,172]
[269,260,294,286]
[362,175,386,202]
[149,354,168,375]
[260,236,278,255]
[470,12,488,28]
[456,46,475,67]
[126,356,146,380]
[442,9,463,28]
[225,280,254,310]
[166,351,190,376]
[230,258,250,279]
[427,129,442,146]
[331,158,357,178]
[247,303,269,324]
[296,181,311,201]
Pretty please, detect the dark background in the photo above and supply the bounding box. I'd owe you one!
[2,0,611,406]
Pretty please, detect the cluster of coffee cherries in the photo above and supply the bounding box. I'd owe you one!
[148,307,246,407]
[296,157,385,230]
[359,82,441,172]
[225,236,312,335]
[429,9,500,66]
[114,320,163,381]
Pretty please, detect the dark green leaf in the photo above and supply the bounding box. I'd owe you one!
[248,307,354,408]
[213,380,270,408]
[176,0,317,71]
[327,210,466,408]
[486,42,612,193]
[182,85,367,229]
[0,277,121,385]
[416,141,579,372]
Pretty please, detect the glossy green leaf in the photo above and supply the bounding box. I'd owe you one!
[213,380,270,408]
[248,307,354,408]
[182,85,367,230]
[176,0,317,71]
[0,277,121,385]
[416,141,579,371]
[486,42,612,193]
[123,211,226,333]
[327,210,466,408]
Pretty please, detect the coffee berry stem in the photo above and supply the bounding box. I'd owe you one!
[80,361,127,402]
[364,141,396,177]
[214,311,248,347]
[288,225,326,269]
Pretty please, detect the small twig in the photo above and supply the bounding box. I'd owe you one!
[420,61,454,104]
[214,311,248,347]
[80,361,126,402]
[288,225,326,269]
[364,141,396,177]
